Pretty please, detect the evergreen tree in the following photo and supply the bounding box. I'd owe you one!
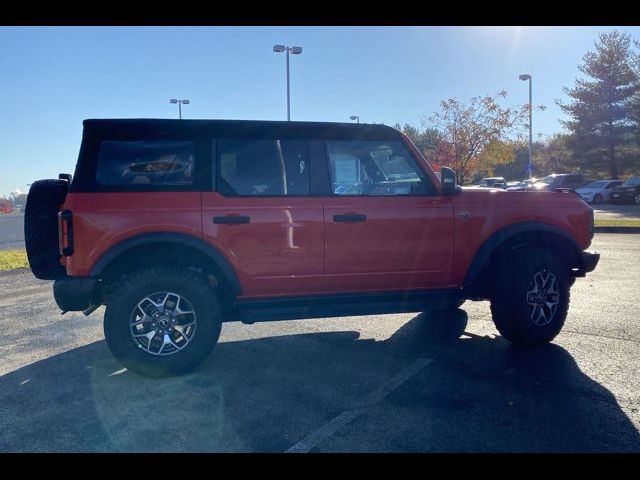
[558,31,638,178]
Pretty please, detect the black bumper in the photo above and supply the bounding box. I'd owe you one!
[610,193,635,203]
[580,251,600,274]
[53,276,97,312]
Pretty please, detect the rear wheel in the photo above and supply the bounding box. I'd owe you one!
[490,248,570,345]
[104,266,222,377]
[635,193,640,205]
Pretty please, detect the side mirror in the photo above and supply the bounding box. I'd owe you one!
[440,167,460,195]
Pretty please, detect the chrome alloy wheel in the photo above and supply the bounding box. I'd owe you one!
[129,292,197,356]
[526,270,560,326]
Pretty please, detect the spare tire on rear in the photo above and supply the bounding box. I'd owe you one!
[24,179,69,280]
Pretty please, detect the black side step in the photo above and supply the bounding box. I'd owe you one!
[231,289,464,324]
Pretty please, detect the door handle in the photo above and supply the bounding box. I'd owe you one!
[333,214,367,222]
[213,215,250,224]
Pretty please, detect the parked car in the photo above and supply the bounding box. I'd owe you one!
[576,180,623,204]
[474,177,507,189]
[610,176,640,205]
[506,178,538,191]
[0,200,13,214]
[531,173,586,192]
[24,119,599,377]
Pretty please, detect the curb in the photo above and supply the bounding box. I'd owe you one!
[594,226,640,234]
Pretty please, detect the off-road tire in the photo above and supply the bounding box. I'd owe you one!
[104,266,222,377]
[24,179,69,280]
[490,248,570,345]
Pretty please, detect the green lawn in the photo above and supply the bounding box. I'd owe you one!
[0,250,29,271]
[594,218,640,228]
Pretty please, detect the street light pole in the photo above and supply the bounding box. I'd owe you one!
[170,98,190,120]
[286,48,290,122]
[528,77,533,178]
[519,74,533,179]
[350,115,360,123]
[273,45,302,121]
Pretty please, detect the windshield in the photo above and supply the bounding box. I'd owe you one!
[622,177,640,186]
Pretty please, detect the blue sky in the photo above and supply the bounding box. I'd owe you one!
[1,25,639,196]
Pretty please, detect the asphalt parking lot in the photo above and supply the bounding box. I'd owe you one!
[0,233,638,452]
[0,213,25,251]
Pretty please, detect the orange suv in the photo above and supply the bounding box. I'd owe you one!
[25,119,600,376]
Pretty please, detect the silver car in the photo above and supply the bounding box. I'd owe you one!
[576,180,623,204]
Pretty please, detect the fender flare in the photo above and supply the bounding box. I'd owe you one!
[463,222,582,287]
[90,232,242,295]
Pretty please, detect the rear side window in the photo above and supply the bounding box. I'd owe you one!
[216,139,310,196]
[96,140,194,186]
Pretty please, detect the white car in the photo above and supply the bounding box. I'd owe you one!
[576,180,623,204]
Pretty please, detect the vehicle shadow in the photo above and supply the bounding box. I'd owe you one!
[0,309,638,452]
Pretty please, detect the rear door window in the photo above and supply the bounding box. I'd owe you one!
[216,139,310,196]
[96,140,194,186]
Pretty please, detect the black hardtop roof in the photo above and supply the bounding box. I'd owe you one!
[82,118,401,140]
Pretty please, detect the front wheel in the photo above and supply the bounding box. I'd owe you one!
[104,267,222,377]
[593,193,603,205]
[635,193,640,205]
[490,248,570,345]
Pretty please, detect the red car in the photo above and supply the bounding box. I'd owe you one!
[0,200,13,214]
[25,119,599,376]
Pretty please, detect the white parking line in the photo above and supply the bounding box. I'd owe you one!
[285,357,434,453]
